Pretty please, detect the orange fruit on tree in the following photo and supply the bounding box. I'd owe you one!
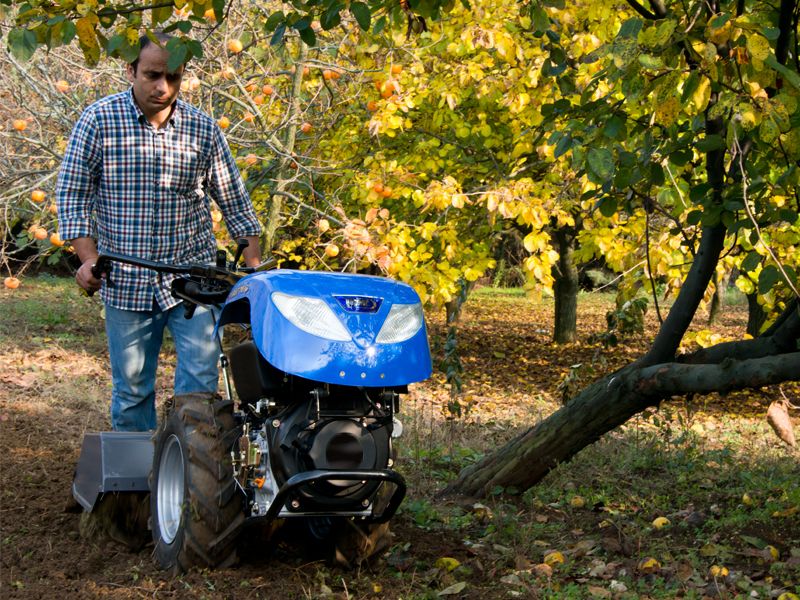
[245,82,256,93]
[323,69,334,80]
[381,186,393,198]
[217,116,230,129]
[47,203,58,215]
[367,100,378,112]
[372,182,384,194]
[204,8,217,22]
[55,80,70,93]
[253,94,266,106]
[380,81,396,99]
[50,232,64,247]
[300,122,312,134]
[12,119,27,132]
[187,76,201,91]
[289,160,299,169]
[4,276,20,290]
[243,153,258,166]
[317,219,330,233]
[324,244,339,258]
[220,66,236,80]
[228,39,244,54]
[33,227,48,240]
[243,111,256,123]
[262,84,274,96]
[391,64,403,75]
[31,190,46,203]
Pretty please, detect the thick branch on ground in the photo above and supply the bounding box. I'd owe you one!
[442,346,800,498]
[637,353,800,396]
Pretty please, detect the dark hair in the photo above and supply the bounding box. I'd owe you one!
[129,32,178,73]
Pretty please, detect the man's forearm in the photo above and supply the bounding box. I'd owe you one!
[71,237,98,264]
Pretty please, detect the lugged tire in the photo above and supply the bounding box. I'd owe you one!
[150,393,244,574]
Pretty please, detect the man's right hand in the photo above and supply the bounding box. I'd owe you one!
[76,258,102,293]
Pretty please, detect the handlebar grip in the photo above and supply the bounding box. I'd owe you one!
[87,258,111,297]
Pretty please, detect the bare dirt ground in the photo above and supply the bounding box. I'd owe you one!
[1,280,797,599]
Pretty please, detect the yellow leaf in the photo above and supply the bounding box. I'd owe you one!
[435,557,461,572]
[638,557,661,573]
[746,34,771,63]
[693,76,711,112]
[76,15,100,65]
[543,551,565,567]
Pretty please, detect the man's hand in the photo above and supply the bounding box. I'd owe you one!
[76,258,103,293]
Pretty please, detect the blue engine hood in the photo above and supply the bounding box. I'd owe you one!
[217,270,432,387]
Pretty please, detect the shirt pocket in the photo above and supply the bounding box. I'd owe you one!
[164,145,203,193]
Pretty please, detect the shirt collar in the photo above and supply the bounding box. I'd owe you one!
[126,88,182,129]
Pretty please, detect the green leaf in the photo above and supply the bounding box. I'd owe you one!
[681,71,699,103]
[696,135,725,152]
[321,3,342,30]
[530,5,549,34]
[264,10,286,31]
[372,15,386,34]
[638,54,663,69]
[587,147,615,181]
[617,18,642,39]
[299,26,316,46]
[350,1,371,31]
[758,264,781,294]
[761,27,780,40]
[7,27,37,61]
[270,23,286,45]
[741,251,761,273]
[152,4,173,25]
[602,115,625,140]
[765,55,800,91]
[599,196,617,217]
[165,38,188,71]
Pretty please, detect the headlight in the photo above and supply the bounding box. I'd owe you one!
[272,292,351,341]
[375,303,424,344]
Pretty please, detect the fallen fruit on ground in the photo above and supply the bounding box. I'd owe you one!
[50,233,64,247]
[652,517,671,529]
[12,119,27,131]
[217,116,230,129]
[325,244,339,257]
[318,219,330,233]
[4,276,20,289]
[709,565,729,577]
[55,80,70,93]
[570,495,586,508]
[300,122,312,133]
[31,190,46,202]
[228,39,243,53]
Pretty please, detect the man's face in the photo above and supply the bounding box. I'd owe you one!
[126,43,184,119]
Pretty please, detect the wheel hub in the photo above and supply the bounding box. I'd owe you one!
[157,434,185,544]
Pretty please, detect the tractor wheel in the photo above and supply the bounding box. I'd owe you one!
[150,393,244,573]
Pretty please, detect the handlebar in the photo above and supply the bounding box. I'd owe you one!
[85,242,278,305]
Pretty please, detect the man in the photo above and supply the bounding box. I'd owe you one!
[57,34,262,432]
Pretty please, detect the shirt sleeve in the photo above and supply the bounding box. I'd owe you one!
[207,126,262,239]
[56,110,102,241]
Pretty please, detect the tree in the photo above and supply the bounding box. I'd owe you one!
[444,0,800,497]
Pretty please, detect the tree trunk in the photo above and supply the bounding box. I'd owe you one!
[746,293,767,336]
[552,227,578,344]
[708,271,723,324]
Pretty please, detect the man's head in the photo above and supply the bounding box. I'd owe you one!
[126,33,185,120]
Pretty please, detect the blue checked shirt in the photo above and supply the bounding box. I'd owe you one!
[57,89,261,312]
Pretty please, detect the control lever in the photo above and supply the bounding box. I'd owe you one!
[232,238,249,269]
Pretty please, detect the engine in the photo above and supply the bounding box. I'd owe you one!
[228,340,401,518]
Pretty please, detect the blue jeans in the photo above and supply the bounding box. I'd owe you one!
[105,302,220,431]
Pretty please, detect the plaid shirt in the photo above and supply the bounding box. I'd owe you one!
[57,89,261,312]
